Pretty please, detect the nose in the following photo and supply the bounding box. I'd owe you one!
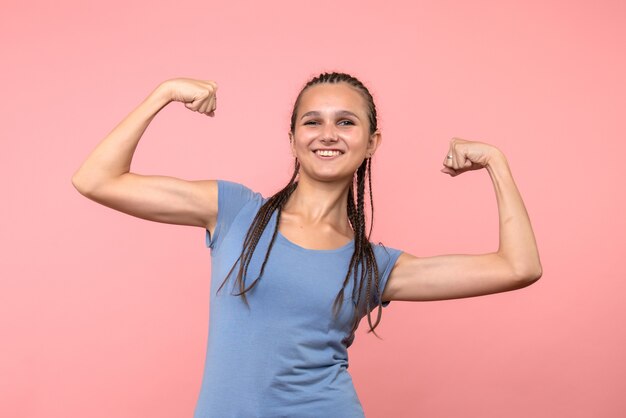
[320,121,338,142]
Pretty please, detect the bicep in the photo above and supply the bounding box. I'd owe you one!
[383,251,534,302]
[78,173,218,229]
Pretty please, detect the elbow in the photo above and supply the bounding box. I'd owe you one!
[71,173,87,195]
[513,264,543,288]
[72,173,83,193]
[71,172,96,196]
[497,252,543,289]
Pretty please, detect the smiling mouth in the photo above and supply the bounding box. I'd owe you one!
[313,150,344,158]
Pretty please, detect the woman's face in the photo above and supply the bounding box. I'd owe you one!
[289,82,381,183]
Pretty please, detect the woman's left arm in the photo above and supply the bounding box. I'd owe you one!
[382,138,543,302]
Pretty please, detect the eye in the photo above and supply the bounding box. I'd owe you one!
[338,120,355,126]
[304,120,319,125]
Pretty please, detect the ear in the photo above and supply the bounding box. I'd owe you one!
[289,132,296,157]
[367,130,382,158]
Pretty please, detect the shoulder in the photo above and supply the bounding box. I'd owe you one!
[370,241,404,281]
[216,179,266,210]
[217,179,264,198]
[371,241,403,262]
[206,180,267,251]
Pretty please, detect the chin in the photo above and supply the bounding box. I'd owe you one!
[303,170,355,183]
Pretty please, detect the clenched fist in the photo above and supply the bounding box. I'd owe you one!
[162,78,218,116]
[441,137,503,176]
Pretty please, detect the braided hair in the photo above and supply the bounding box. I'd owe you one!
[216,71,388,347]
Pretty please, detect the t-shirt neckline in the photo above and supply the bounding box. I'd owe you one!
[276,230,355,253]
[261,196,355,253]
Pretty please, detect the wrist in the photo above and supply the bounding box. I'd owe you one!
[152,81,174,105]
[486,147,506,165]
[485,148,509,174]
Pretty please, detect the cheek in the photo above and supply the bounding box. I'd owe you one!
[293,134,314,149]
[291,142,310,157]
[294,140,309,150]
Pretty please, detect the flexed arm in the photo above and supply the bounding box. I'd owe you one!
[382,138,542,302]
[71,79,221,230]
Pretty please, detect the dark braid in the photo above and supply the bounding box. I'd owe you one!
[215,159,300,306]
[217,71,389,347]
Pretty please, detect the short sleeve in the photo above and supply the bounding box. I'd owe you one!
[371,244,403,309]
[205,180,261,253]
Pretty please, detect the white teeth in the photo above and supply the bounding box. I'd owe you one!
[316,150,342,157]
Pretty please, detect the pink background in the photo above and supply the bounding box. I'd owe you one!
[2,0,625,417]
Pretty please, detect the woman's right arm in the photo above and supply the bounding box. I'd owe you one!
[71,79,219,232]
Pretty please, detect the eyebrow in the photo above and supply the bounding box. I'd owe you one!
[300,110,361,120]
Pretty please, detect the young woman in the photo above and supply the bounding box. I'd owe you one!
[72,72,542,417]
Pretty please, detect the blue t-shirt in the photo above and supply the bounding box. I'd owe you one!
[193,180,403,418]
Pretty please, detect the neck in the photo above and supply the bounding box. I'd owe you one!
[283,175,353,233]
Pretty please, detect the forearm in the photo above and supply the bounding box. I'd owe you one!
[486,150,542,279]
[71,83,172,193]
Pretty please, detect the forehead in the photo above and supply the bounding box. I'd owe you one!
[298,82,366,113]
